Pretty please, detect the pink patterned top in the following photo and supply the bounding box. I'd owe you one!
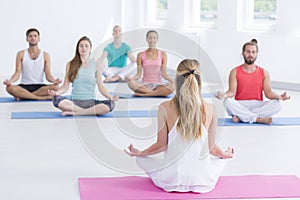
[141,50,163,84]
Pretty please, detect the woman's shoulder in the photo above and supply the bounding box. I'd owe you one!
[203,100,214,112]
[156,48,165,55]
[159,100,178,126]
[158,100,170,109]
[159,100,174,114]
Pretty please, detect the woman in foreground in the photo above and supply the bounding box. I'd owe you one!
[125,59,234,193]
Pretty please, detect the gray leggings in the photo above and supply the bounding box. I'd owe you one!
[52,96,115,111]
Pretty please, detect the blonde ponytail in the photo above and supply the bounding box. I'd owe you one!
[172,59,205,140]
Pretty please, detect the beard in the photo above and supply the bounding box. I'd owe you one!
[244,56,256,65]
[29,42,38,47]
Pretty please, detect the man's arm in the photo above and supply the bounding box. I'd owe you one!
[216,68,237,99]
[127,51,136,63]
[97,51,108,63]
[3,51,24,86]
[44,52,61,84]
[263,70,290,100]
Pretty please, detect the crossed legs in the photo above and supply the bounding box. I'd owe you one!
[104,63,136,83]
[56,99,111,116]
[127,79,174,97]
[224,98,281,124]
[6,84,58,100]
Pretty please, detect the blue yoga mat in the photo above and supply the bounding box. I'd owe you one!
[11,110,157,119]
[0,95,71,103]
[218,117,300,126]
[0,97,52,103]
[112,93,213,99]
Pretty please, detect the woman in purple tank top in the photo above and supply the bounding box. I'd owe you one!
[127,30,174,97]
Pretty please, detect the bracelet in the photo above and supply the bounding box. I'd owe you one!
[224,93,227,98]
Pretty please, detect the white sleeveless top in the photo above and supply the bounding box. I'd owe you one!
[136,121,227,193]
[21,49,45,84]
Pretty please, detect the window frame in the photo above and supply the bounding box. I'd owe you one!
[188,0,218,30]
[238,0,277,32]
[145,0,168,26]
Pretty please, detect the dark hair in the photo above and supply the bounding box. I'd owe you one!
[242,39,258,52]
[68,36,92,82]
[146,30,159,38]
[26,28,40,37]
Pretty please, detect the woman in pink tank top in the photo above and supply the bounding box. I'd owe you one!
[127,30,174,97]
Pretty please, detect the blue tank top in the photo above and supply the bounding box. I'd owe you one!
[71,60,97,100]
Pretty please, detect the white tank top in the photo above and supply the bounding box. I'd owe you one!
[21,49,45,84]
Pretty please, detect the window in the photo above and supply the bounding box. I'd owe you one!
[156,0,168,20]
[146,0,168,25]
[253,0,277,24]
[189,0,218,29]
[238,0,277,31]
[200,0,218,23]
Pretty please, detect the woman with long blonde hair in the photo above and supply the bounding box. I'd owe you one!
[125,59,233,193]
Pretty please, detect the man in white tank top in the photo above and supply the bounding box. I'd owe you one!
[3,28,61,100]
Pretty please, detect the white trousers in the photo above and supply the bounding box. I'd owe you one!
[103,62,136,80]
[223,98,281,123]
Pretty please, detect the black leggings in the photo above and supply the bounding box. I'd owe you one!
[52,96,115,111]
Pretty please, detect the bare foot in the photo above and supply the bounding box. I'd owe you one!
[104,77,110,83]
[256,117,272,125]
[39,95,52,100]
[15,97,22,101]
[104,76,120,83]
[133,92,155,97]
[232,116,241,123]
[61,111,75,116]
[133,92,145,96]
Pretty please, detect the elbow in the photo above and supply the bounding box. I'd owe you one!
[209,146,216,155]
[209,146,220,157]
[156,144,167,154]
[45,76,52,82]
[227,90,236,97]
[264,91,272,99]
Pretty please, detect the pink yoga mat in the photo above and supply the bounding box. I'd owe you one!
[78,175,300,200]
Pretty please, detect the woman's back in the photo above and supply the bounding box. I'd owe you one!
[137,101,226,193]
[127,59,233,194]
[162,100,213,133]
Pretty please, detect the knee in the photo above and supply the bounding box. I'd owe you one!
[127,78,134,85]
[52,96,67,108]
[6,85,12,93]
[108,100,116,111]
[103,106,110,114]
[168,83,175,92]
[101,100,116,113]
[50,84,59,91]
[271,100,282,113]
[6,85,16,94]
[223,98,233,107]
[127,79,136,90]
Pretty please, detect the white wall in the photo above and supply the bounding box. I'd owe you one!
[124,0,300,86]
[198,0,300,85]
[0,0,122,80]
[1,0,299,86]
